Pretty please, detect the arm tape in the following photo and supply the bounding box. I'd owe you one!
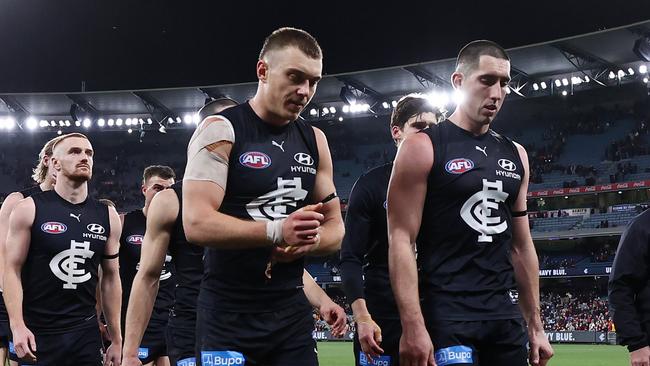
[183,116,235,189]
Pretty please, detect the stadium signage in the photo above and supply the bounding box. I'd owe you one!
[539,266,612,277]
[545,331,609,344]
[528,180,650,198]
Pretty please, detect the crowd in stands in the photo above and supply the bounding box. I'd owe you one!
[541,290,611,332]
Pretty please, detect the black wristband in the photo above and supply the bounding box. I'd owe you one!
[102,253,119,259]
[512,210,528,217]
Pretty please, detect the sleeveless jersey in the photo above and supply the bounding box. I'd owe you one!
[23,190,109,333]
[119,209,175,332]
[168,182,204,323]
[418,120,525,321]
[199,101,319,312]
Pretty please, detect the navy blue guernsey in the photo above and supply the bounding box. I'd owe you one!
[199,101,320,312]
[340,163,398,319]
[23,190,109,333]
[168,182,204,321]
[0,185,45,323]
[418,120,525,321]
[119,209,175,334]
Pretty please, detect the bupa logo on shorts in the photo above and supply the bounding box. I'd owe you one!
[177,357,197,366]
[294,152,314,166]
[41,221,67,234]
[127,235,144,245]
[445,158,474,174]
[360,352,392,366]
[8,341,15,355]
[434,345,473,365]
[239,151,271,169]
[137,347,149,359]
[87,223,105,234]
[498,158,517,172]
[201,350,245,366]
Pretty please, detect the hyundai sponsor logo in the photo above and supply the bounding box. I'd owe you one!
[87,223,105,234]
[294,152,314,166]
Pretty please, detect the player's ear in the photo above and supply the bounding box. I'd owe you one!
[257,60,269,83]
[451,71,463,89]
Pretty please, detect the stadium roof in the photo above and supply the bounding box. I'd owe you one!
[1,19,650,131]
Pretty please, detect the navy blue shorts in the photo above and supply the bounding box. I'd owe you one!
[426,318,528,366]
[196,303,317,366]
[167,314,196,366]
[0,320,10,349]
[353,317,401,366]
[137,325,168,364]
[9,324,103,366]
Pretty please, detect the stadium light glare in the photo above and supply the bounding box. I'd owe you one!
[193,113,200,124]
[561,90,568,96]
[75,120,81,127]
[628,68,635,75]
[505,87,511,94]
[83,119,91,128]
[561,78,569,86]
[26,117,37,130]
[176,117,182,124]
[583,76,590,83]
[65,120,71,127]
[342,105,350,113]
[6,117,15,130]
[0,119,5,130]
[57,130,62,135]
[427,91,449,109]
[97,119,105,127]
[382,101,389,109]
[452,90,465,106]
[554,79,561,87]
[183,114,193,124]
[644,77,649,83]
[108,119,115,126]
[338,117,343,122]
[116,119,123,126]
[329,107,336,114]
[640,64,648,74]
[50,121,56,127]
[139,118,145,124]
[309,108,317,116]
[58,120,64,127]
[125,118,132,126]
[322,107,329,115]
[168,117,174,124]
[391,100,398,108]
[608,71,616,79]
[617,69,626,78]
[540,82,547,89]
[128,128,133,134]
[147,118,153,125]
[532,83,539,91]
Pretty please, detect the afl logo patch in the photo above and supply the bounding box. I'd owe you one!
[127,235,144,245]
[294,152,314,166]
[41,222,67,234]
[445,158,474,174]
[87,223,105,234]
[239,152,271,169]
[498,159,517,172]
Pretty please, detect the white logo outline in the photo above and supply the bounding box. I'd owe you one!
[460,179,509,243]
[70,213,81,222]
[293,152,314,166]
[498,158,517,172]
[475,146,487,157]
[86,223,105,235]
[272,140,285,152]
[49,240,95,289]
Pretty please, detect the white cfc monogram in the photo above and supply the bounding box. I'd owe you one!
[246,177,308,221]
[49,240,95,289]
[460,179,509,243]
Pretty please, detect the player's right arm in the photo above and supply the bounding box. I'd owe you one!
[123,189,177,366]
[182,117,324,249]
[4,198,37,361]
[340,176,384,359]
[387,132,436,366]
[608,213,650,366]
[0,192,25,290]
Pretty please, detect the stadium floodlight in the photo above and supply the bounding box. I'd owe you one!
[391,100,398,108]
[505,87,511,94]
[382,101,389,109]
[554,79,562,87]
[532,83,539,91]
[608,71,616,79]
[644,77,649,83]
[628,68,635,75]
[125,118,132,126]
[338,117,343,122]
[65,120,71,127]
[561,90,568,96]
[640,64,648,74]
[561,78,569,86]
[309,108,317,116]
[583,76,590,83]
[26,117,38,130]
[57,130,62,135]
[342,105,350,113]
[183,114,193,124]
[167,117,174,124]
[139,118,145,124]
[75,120,82,127]
[0,119,5,130]
[147,118,153,125]
[116,119,123,126]
[617,69,626,78]
[97,119,105,127]
[426,91,449,109]
[50,121,56,127]
[540,82,547,89]
[329,107,336,114]
[193,113,200,124]
[571,77,582,85]
[322,107,329,115]
[176,117,182,124]
[83,119,91,128]
[58,120,65,127]
[107,119,115,126]
[6,117,15,130]
[128,128,133,134]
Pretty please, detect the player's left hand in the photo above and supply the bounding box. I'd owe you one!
[271,241,320,263]
[104,342,122,366]
[319,300,348,337]
[528,329,553,366]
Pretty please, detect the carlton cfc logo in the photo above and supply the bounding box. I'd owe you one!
[127,235,144,245]
[239,152,272,169]
[445,158,474,174]
[41,222,67,234]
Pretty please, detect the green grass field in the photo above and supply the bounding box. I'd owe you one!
[317,342,630,366]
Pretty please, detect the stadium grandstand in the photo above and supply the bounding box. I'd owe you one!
[2,15,650,366]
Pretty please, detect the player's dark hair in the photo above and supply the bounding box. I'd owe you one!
[391,94,444,130]
[456,40,509,75]
[99,198,116,208]
[198,97,238,122]
[142,165,175,185]
[259,27,322,60]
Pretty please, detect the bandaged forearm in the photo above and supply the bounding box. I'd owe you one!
[266,219,285,246]
[184,116,235,189]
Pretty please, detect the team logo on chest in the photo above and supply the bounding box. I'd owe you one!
[246,177,308,220]
[41,222,67,234]
[445,158,474,174]
[460,179,509,243]
[49,240,95,289]
[127,235,144,245]
[239,151,272,169]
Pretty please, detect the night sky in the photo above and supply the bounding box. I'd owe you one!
[1,1,649,93]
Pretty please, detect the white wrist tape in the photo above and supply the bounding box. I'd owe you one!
[266,219,285,246]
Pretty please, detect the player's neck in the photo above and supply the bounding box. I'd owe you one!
[54,178,88,204]
[142,204,149,217]
[249,95,291,127]
[39,179,54,192]
[448,110,490,136]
